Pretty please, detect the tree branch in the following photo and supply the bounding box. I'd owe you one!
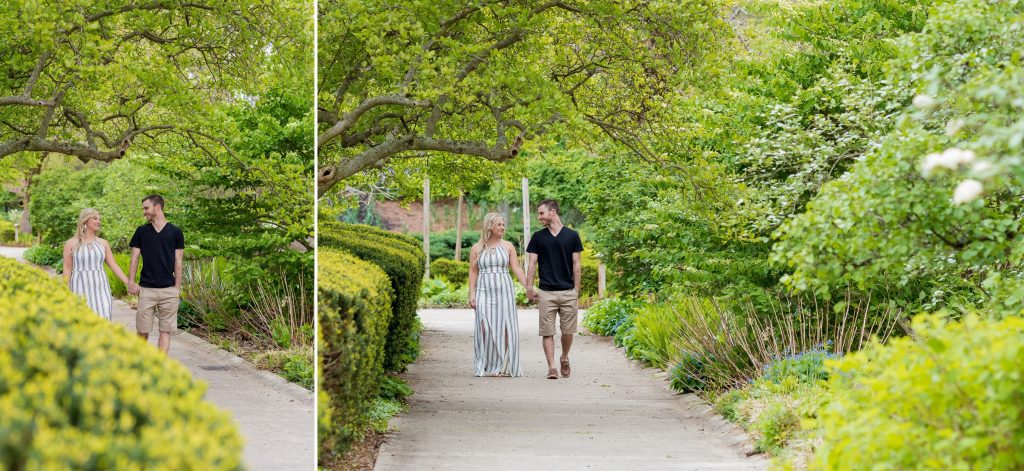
[318,95,430,148]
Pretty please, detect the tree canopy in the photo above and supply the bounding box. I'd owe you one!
[0,0,306,163]
[317,0,729,196]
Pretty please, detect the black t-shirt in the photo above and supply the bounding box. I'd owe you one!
[129,222,185,288]
[526,226,584,291]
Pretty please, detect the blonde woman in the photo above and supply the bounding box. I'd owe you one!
[468,212,529,377]
[63,208,131,321]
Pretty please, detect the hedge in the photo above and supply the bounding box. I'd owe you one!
[0,257,242,470]
[320,222,425,372]
[430,258,469,284]
[0,220,14,244]
[23,244,63,271]
[318,247,393,456]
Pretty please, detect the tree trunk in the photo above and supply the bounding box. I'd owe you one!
[18,156,45,236]
[454,192,464,262]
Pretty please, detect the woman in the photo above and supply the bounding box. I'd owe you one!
[468,212,529,377]
[63,208,131,321]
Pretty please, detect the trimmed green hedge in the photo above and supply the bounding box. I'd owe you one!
[320,222,425,372]
[318,247,393,456]
[430,258,469,284]
[23,244,63,271]
[0,257,242,469]
[0,220,14,244]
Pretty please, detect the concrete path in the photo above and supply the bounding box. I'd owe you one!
[375,309,766,471]
[1,246,315,471]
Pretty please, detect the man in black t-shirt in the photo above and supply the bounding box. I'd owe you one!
[526,199,584,379]
[127,194,185,354]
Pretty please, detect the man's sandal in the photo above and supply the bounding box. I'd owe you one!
[546,368,558,379]
[560,359,571,378]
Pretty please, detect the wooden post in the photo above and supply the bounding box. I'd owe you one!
[521,177,530,272]
[598,263,607,299]
[423,177,430,278]
[454,192,464,262]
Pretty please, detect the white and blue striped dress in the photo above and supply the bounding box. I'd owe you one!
[474,244,521,377]
[70,241,112,321]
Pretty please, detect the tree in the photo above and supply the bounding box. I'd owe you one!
[316,0,729,196]
[0,0,305,164]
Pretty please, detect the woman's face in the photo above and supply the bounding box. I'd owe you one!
[492,219,506,239]
[85,215,101,232]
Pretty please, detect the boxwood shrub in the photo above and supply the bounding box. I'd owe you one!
[318,247,393,456]
[0,257,242,470]
[320,222,425,372]
[430,258,469,285]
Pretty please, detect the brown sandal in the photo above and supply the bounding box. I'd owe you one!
[560,358,571,378]
[546,368,558,379]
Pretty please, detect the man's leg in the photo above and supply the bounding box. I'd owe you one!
[543,335,556,370]
[155,287,179,355]
[158,332,172,354]
[559,290,579,377]
[136,288,155,343]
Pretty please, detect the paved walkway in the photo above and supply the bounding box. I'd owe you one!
[375,309,766,470]
[1,246,315,471]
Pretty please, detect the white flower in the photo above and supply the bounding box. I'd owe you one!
[971,160,993,174]
[913,94,937,110]
[945,118,965,136]
[952,179,983,204]
[920,148,976,176]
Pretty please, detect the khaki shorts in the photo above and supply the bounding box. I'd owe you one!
[538,289,579,336]
[137,286,180,333]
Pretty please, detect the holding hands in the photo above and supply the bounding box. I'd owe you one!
[127,282,140,295]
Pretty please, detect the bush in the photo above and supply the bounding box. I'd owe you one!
[430,258,469,284]
[320,222,425,372]
[23,244,63,271]
[105,252,141,297]
[318,247,393,457]
[581,297,642,337]
[0,257,242,469]
[806,313,1024,469]
[0,220,14,244]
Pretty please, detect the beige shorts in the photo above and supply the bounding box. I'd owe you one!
[538,289,579,336]
[137,286,180,333]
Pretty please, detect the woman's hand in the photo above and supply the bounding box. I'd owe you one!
[469,295,477,309]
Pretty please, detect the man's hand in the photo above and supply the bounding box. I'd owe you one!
[526,287,538,302]
[127,283,140,295]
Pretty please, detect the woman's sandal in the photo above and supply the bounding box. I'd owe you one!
[546,368,558,379]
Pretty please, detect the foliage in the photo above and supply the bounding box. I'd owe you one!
[0,257,242,470]
[581,297,643,338]
[430,258,470,284]
[804,313,1024,469]
[105,252,140,298]
[0,220,13,243]
[316,0,731,193]
[320,221,425,372]
[317,247,393,457]
[22,244,62,271]
[0,0,309,164]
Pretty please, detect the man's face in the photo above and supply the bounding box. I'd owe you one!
[537,205,553,227]
[142,201,157,222]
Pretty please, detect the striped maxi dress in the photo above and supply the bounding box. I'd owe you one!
[70,241,113,321]
[473,244,521,377]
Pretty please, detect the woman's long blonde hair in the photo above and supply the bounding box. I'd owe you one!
[72,208,100,254]
[478,212,504,249]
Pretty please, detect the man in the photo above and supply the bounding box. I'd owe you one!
[526,199,583,379]
[127,194,185,354]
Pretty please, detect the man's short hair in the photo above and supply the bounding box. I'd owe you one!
[142,194,165,208]
[538,199,559,215]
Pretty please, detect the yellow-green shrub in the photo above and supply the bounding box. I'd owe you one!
[430,258,469,284]
[0,220,14,244]
[808,314,1024,469]
[320,222,425,371]
[0,257,242,470]
[317,248,393,456]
